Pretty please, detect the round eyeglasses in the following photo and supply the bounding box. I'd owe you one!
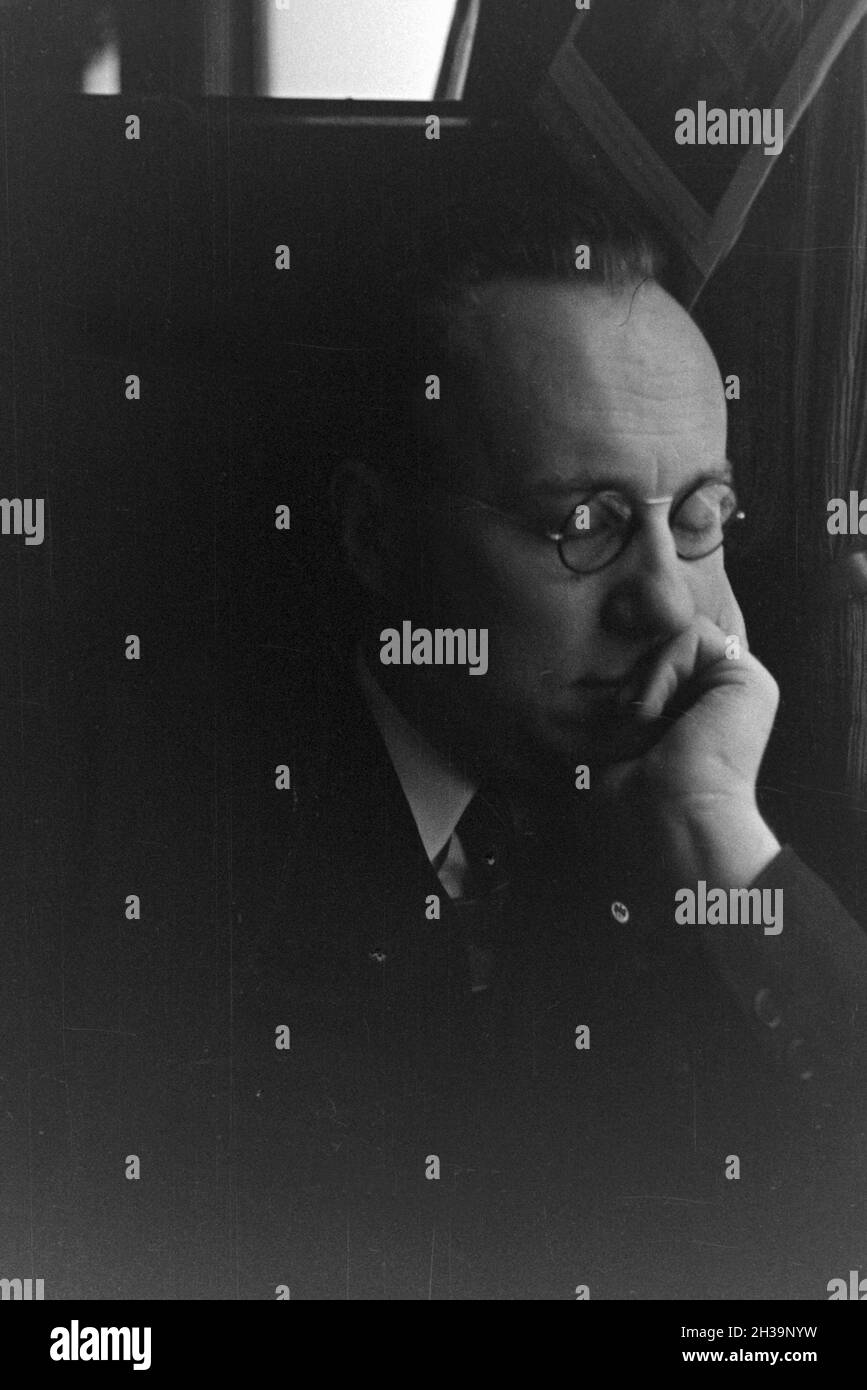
[548,479,744,574]
[429,478,744,575]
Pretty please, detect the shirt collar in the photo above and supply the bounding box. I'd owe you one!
[355,648,477,865]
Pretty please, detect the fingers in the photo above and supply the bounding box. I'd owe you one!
[716,577,749,653]
[627,616,757,724]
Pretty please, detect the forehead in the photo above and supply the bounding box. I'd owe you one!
[447,278,727,500]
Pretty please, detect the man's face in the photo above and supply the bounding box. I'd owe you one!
[377,277,737,789]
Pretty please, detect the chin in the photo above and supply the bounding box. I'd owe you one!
[590,720,669,769]
[538,707,666,775]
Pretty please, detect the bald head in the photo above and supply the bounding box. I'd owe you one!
[438,277,727,506]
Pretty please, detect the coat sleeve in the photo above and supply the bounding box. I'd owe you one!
[695,846,867,1108]
[693,846,867,1289]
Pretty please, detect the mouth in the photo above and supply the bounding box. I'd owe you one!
[573,672,636,690]
[573,650,660,693]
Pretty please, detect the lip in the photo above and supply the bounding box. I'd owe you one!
[573,673,635,689]
[574,652,657,690]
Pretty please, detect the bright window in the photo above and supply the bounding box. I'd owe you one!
[257,0,460,99]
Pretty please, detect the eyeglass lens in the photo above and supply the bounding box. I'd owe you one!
[557,480,740,573]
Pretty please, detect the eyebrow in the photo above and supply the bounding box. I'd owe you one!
[520,461,735,503]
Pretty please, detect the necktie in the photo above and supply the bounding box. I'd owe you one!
[446,787,525,1042]
[453,784,518,904]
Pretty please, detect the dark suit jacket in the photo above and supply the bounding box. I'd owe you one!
[227,672,867,1301]
[12,655,867,1301]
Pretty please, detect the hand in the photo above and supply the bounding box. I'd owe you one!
[598,588,782,886]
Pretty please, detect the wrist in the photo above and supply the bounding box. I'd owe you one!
[658,797,781,888]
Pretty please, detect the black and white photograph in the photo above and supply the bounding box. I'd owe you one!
[2,0,867,1341]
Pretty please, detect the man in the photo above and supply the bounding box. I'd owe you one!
[232,211,867,1300]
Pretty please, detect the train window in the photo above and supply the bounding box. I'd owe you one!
[257,0,465,100]
[73,0,475,100]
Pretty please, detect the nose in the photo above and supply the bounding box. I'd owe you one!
[599,509,698,641]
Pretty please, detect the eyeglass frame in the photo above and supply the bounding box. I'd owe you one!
[419,475,745,575]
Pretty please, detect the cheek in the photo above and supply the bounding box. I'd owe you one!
[441,532,600,679]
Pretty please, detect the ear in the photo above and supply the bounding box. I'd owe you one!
[330,459,397,599]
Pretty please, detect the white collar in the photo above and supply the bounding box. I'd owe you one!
[355,648,477,865]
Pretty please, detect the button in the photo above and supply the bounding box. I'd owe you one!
[610,900,630,924]
[753,987,782,1028]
